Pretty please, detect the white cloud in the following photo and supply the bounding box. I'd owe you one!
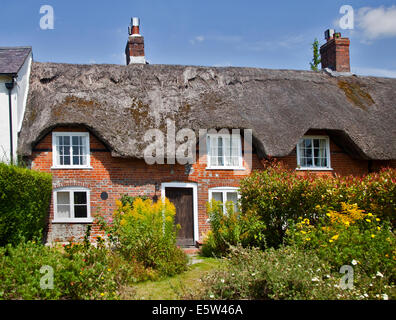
[356,6,396,40]
[190,35,205,45]
[352,67,396,78]
[190,34,242,45]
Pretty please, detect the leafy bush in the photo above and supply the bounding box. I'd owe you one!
[0,239,154,300]
[96,197,188,277]
[200,199,266,257]
[239,163,396,248]
[119,194,150,207]
[0,163,52,246]
[192,245,394,300]
[287,202,396,283]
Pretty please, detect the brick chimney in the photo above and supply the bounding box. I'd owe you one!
[320,29,350,72]
[125,17,146,65]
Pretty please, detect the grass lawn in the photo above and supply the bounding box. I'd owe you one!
[121,255,221,300]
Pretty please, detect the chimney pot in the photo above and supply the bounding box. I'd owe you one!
[125,17,146,65]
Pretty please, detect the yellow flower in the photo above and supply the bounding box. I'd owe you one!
[100,293,105,296]
[366,219,371,223]
[300,230,307,234]
[329,239,334,243]
[376,218,380,222]
[377,226,381,231]
[305,238,311,241]
[331,234,339,240]
[107,268,112,272]
[367,213,373,217]
[371,234,375,238]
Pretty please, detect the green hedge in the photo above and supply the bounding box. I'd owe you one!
[0,163,52,246]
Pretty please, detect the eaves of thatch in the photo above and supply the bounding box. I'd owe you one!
[18,61,396,160]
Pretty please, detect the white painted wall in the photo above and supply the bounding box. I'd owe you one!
[0,53,32,163]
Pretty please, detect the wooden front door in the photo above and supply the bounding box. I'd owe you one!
[165,187,194,246]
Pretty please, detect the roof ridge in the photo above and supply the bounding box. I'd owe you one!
[0,46,32,50]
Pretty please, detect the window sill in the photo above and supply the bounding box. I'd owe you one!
[206,166,245,171]
[52,219,93,224]
[296,167,334,171]
[51,166,93,170]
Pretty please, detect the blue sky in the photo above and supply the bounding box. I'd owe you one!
[1,0,396,77]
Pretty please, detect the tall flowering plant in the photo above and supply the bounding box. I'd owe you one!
[96,197,187,276]
[287,202,396,282]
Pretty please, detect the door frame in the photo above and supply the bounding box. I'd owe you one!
[161,182,199,245]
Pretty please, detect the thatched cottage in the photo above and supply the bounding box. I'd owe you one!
[16,19,396,246]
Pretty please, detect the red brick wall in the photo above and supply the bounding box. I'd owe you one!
[320,37,350,72]
[30,126,394,244]
[31,127,262,243]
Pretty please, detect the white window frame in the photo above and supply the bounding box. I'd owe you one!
[208,187,241,213]
[52,132,91,169]
[206,133,244,170]
[296,135,333,171]
[53,187,92,223]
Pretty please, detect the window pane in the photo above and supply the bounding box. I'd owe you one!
[231,136,240,166]
[226,192,239,212]
[224,136,231,166]
[74,205,87,218]
[303,146,312,158]
[56,192,70,219]
[63,155,71,165]
[209,136,217,166]
[57,205,71,218]
[72,136,79,146]
[212,192,223,203]
[74,192,87,205]
[57,192,70,205]
[217,137,224,166]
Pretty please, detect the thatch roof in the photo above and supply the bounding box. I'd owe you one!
[19,62,396,160]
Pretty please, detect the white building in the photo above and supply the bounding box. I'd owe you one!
[0,47,32,163]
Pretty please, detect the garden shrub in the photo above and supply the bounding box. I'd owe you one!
[193,245,394,300]
[239,163,396,248]
[201,199,266,257]
[96,197,188,277]
[0,163,52,246]
[286,202,396,283]
[0,238,153,300]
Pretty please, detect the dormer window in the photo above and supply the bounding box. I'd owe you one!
[52,132,90,169]
[206,133,243,170]
[296,136,332,170]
